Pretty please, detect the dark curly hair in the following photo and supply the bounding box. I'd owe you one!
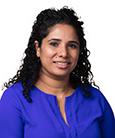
[4,6,98,103]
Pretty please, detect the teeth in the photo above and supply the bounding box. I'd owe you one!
[54,61,69,64]
[53,61,70,68]
[57,62,68,65]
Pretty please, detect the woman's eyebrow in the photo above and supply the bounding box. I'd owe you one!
[48,39,61,42]
[68,41,80,45]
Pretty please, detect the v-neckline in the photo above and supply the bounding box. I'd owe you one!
[56,96,70,127]
[33,85,78,128]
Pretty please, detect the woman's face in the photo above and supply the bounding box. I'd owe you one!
[35,24,80,80]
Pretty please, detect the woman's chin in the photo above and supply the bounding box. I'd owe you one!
[50,71,70,79]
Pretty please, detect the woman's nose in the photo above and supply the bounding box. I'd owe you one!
[58,45,68,58]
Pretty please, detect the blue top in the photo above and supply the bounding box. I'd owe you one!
[0,82,115,138]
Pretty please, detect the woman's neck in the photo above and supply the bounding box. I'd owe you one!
[35,73,73,97]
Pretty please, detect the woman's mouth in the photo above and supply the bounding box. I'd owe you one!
[53,61,71,69]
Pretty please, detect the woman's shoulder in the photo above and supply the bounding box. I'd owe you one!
[80,84,106,98]
[0,82,23,102]
[4,81,23,93]
[82,85,113,112]
[77,85,114,118]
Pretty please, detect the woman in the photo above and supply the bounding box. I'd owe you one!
[0,7,115,138]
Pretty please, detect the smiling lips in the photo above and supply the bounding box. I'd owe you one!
[53,61,71,69]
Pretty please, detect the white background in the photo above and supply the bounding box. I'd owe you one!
[0,0,115,114]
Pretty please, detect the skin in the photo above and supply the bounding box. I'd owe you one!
[35,24,80,126]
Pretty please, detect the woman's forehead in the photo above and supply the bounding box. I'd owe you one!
[45,24,79,41]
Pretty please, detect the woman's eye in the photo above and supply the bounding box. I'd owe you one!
[69,44,79,49]
[49,42,58,47]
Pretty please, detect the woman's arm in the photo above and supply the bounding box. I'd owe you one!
[0,89,24,138]
[100,96,115,138]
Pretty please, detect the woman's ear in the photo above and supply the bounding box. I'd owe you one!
[34,40,40,57]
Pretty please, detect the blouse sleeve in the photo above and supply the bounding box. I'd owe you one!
[100,95,115,138]
[0,89,24,138]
